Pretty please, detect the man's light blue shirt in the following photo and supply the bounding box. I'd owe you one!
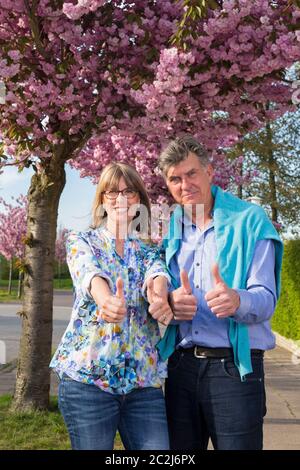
[169,214,277,350]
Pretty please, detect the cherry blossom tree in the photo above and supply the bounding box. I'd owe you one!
[70,0,300,199]
[0,196,27,296]
[55,226,69,285]
[70,129,258,205]
[55,226,68,265]
[0,0,300,410]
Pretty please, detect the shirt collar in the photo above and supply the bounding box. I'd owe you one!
[99,224,139,241]
[179,208,215,229]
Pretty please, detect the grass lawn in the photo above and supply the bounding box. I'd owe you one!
[0,280,20,291]
[53,279,73,290]
[0,290,21,303]
[0,279,73,290]
[0,278,73,303]
[0,395,123,450]
[0,395,71,450]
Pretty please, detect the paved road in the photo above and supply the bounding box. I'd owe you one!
[0,292,300,450]
[0,291,73,364]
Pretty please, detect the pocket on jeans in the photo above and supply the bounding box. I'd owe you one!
[58,373,74,402]
[221,357,264,382]
[61,372,77,383]
[167,350,184,371]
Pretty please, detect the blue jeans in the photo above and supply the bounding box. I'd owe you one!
[165,350,266,450]
[58,374,170,450]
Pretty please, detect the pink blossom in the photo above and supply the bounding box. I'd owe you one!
[0,0,299,192]
[55,227,70,263]
[0,195,28,262]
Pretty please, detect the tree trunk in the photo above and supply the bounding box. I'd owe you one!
[11,156,66,411]
[7,258,13,295]
[58,260,61,289]
[266,121,279,223]
[236,142,244,200]
[237,163,243,200]
[17,270,23,299]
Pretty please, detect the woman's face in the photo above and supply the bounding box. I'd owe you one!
[103,176,140,227]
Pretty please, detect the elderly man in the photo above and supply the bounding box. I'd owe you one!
[156,135,283,450]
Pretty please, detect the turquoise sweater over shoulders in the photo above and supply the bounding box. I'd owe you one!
[156,184,283,381]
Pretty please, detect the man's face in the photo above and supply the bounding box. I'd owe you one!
[166,152,214,207]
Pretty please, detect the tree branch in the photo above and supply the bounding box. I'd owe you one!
[23,0,50,61]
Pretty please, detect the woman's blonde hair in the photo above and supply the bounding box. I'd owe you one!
[91,162,152,240]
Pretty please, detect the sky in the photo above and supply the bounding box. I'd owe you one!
[0,161,297,239]
[0,164,97,232]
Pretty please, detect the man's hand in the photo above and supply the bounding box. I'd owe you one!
[147,277,173,326]
[100,277,127,323]
[205,264,240,318]
[169,270,197,321]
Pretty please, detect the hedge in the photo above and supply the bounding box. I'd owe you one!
[272,239,300,340]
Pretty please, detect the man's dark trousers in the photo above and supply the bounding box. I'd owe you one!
[165,348,266,450]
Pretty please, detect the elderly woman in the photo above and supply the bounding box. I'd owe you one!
[50,162,173,450]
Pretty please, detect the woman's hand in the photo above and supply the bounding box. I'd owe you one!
[91,276,127,323]
[147,276,173,326]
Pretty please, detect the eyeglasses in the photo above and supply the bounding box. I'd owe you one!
[103,188,138,200]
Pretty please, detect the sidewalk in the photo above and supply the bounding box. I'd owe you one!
[0,346,299,450]
[264,347,300,450]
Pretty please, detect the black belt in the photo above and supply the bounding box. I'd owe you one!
[179,346,264,359]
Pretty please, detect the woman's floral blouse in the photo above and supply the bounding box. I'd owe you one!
[50,226,170,394]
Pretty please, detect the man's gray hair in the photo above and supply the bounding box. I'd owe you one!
[158,135,210,176]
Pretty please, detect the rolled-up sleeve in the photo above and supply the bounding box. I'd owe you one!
[66,231,114,299]
[142,244,171,298]
[234,239,277,324]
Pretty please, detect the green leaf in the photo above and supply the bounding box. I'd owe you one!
[171,0,223,47]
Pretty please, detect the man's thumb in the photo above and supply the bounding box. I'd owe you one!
[211,263,224,286]
[116,277,124,299]
[180,270,192,294]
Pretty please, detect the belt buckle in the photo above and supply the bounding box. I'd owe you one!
[194,346,207,359]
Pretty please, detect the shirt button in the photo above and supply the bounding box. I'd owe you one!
[195,285,199,289]
[196,263,200,266]
[195,331,199,334]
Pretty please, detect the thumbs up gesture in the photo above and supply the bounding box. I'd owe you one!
[100,276,127,323]
[204,264,240,318]
[147,277,157,305]
[169,270,197,321]
[180,270,192,295]
[147,276,173,326]
[115,277,125,300]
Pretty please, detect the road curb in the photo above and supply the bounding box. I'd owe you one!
[274,331,300,357]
